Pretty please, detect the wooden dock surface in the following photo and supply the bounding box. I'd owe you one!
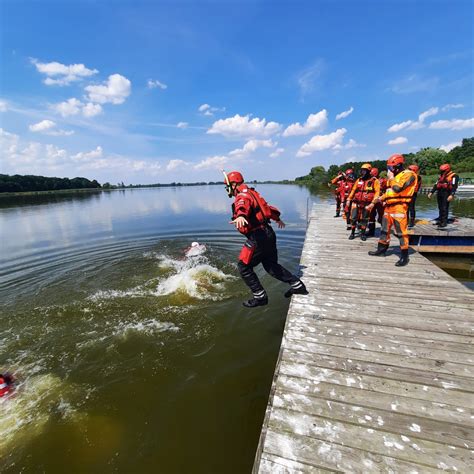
[253,203,474,473]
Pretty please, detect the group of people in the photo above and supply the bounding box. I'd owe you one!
[329,154,459,267]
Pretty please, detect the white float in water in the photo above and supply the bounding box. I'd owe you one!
[184,242,207,258]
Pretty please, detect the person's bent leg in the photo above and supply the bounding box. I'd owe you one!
[238,240,267,307]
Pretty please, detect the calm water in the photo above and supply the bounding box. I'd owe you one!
[0,185,472,472]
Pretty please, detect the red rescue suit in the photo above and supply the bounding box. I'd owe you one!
[348,177,380,233]
[0,374,14,397]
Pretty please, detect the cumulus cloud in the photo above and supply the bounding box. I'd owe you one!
[296,128,347,157]
[177,122,188,129]
[442,103,464,111]
[229,139,276,157]
[72,146,103,161]
[283,110,328,137]
[429,118,474,130]
[336,107,354,120]
[387,107,439,132]
[85,74,131,104]
[52,98,102,118]
[333,138,366,151]
[147,79,167,90]
[388,136,408,145]
[270,148,284,158]
[439,141,462,152]
[31,59,98,86]
[198,103,225,116]
[166,159,190,171]
[29,119,74,136]
[194,155,228,170]
[207,114,281,138]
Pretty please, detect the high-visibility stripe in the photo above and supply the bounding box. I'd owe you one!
[0,383,7,389]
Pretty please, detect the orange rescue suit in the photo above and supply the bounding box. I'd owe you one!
[376,170,417,250]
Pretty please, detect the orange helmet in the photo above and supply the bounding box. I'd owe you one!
[387,154,404,167]
[440,164,451,173]
[361,163,372,170]
[370,167,379,177]
[345,169,354,175]
[225,171,244,184]
[408,164,419,173]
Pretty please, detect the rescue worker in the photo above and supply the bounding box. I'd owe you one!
[328,171,345,217]
[224,170,308,307]
[366,167,385,237]
[0,372,15,398]
[407,164,422,228]
[428,164,459,228]
[367,154,417,266]
[340,169,355,229]
[346,164,380,241]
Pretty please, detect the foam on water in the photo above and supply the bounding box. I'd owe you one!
[113,319,180,338]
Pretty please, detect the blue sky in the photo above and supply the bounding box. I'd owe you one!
[1,0,473,184]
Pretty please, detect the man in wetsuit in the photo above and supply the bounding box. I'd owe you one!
[224,171,308,308]
[428,164,459,228]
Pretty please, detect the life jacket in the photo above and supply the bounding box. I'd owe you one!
[232,186,280,235]
[384,170,417,206]
[0,376,13,397]
[342,178,354,198]
[436,172,456,191]
[379,177,388,193]
[352,177,376,204]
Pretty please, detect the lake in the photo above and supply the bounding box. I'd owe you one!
[0,184,472,472]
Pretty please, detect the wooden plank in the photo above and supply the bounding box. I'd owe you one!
[254,203,474,472]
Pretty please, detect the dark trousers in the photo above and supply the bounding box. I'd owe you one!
[238,226,298,295]
[335,194,342,213]
[408,193,418,225]
[350,203,370,231]
[437,190,450,225]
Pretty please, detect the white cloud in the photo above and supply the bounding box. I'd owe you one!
[0,100,7,112]
[387,107,439,132]
[336,107,354,120]
[53,98,83,117]
[29,119,74,136]
[429,118,474,131]
[194,155,228,170]
[333,138,366,151]
[388,136,408,145]
[296,59,326,97]
[198,103,225,116]
[147,79,168,90]
[207,114,281,138]
[283,110,328,137]
[85,74,131,104]
[439,141,461,152]
[31,59,98,86]
[442,103,464,111]
[53,98,102,118]
[389,74,439,94]
[177,122,188,129]
[166,159,190,171]
[82,102,103,117]
[72,146,103,161]
[296,128,347,157]
[229,139,276,157]
[270,147,284,158]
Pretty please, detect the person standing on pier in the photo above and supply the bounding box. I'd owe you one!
[427,164,459,228]
[224,170,308,308]
[347,164,380,241]
[367,154,417,266]
[407,164,422,228]
[366,167,385,237]
[328,171,345,217]
[340,169,355,230]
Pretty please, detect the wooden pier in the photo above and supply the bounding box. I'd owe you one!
[253,203,474,473]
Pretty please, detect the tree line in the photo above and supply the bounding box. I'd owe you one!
[295,137,474,186]
[0,174,101,193]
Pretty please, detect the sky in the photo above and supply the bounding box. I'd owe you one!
[1,0,473,184]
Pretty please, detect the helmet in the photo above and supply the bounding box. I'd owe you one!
[440,164,451,173]
[370,167,379,177]
[226,171,244,184]
[345,169,354,175]
[408,164,419,173]
[387,154,404,167]
[361,163,372,170]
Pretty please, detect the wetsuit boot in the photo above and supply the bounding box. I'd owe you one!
[395,249,409,267]
[368,242,389,256]
[360,229,367,241]
[348,228,356,240]
[284,280,309,298]
[243,291,268,308]
[366,222,375,237]
[334,211,340,218]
